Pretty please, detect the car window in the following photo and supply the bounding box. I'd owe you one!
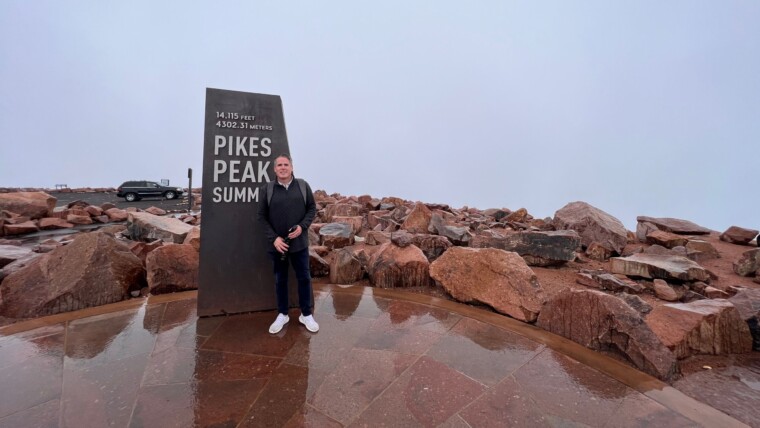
[149,182,159,188]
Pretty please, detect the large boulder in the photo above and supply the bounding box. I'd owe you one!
[646,300,752,359]
[183,226,201,252]
[0,232,144,318]
[636,216,711,235]
[410,234,452,261]
[728,289,760,350]
[470,230,580,266]
[330,247,364,284]
[430,247,545,322]
[367,242,429,289]
[0,192,56,219]
[428,213,471,245]
[319,222,354,250]
[720,226,759,245]
[537,289,677,380]
[145,244,199,294]
[127,212,194,243]
[332,216,363,234]
[308,247,330,277]
[324,203,362,222]
[552,201,628,254]
[400,203,432,234]
[610,253,709,282]
[733,248,760,277]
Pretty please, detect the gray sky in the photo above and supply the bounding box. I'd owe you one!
[1,1,758,231]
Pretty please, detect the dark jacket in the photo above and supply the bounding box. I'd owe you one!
[257,177,316,253]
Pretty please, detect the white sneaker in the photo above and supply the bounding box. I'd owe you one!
[299,314,319,333]
[269,313,289,334]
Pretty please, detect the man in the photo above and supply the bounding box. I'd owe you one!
[257,154,319,334]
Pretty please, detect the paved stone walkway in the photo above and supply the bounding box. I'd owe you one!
[0,285,748,427]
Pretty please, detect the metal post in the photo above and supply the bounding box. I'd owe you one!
[187,168,193,212]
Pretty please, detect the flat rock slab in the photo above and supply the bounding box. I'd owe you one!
[0,191,56,219]
[127,212,194,243]
[720,226,759,245]
[610,253,709,282]
[636,216,711,235]
[471,230,580,266]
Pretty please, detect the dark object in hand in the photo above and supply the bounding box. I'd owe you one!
[280,226,297,261]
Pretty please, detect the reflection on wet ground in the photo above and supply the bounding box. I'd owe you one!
[0,286,749,427]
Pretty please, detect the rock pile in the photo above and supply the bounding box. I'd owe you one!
[1,189,759,383]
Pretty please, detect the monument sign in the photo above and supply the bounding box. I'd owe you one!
[198,88,297,316]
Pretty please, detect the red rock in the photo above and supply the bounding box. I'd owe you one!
[308,247,330,277]
[38,217,74,230]
[636,216,711,235]
[3,215,31,224]
[127,212,194,243]
[646,300,752,359]
[504,208,529,223]
[84,205,103,216]
[720,226,759,245]
[332,216,363,234]
[330,247,363,284]
[400,202,432,234]
[92,215,110,223]
[365,231,391,245]
[470,230,580,266]
[537,288,677,380]
[410,234,452,262]
[183,227,200,252]
[728,289,760,350]
[3,221,39,236]
[704,286,730,299]
[146,244,198,294]
[430,247,545,322]
[145,206,167,216]
[552,201,628,254]
[324,203,362,222]
[0,192,56,219]
[128,240,164,263]
[646,230,688,249]
[100,202,116,211]
[66,214,93,225]
[733,248,760,277]
[653,279,681,302]
[610,253,710,282]
[319,222,354,250]
[368,242,430,289]
[428,213,472,246]
[586,241,614,261]
[105,208,129,221]
[685,240,720,262]
[0,231,144,318]
[575,270,644,293]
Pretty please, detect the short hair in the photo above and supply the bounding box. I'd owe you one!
[275,153,292,163]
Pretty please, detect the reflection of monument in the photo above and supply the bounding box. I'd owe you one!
[330,291,362,320]
[198,89,299,317]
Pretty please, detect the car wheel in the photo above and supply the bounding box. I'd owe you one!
[164,191,176,200]
[125,193,137,202]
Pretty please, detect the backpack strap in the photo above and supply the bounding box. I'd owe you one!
[266,179,307,206]
[266,181,275,206]
[296,178,307,206]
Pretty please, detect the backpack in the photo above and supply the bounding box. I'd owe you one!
[266,178,307,206]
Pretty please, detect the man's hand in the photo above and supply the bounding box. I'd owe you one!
[287,225,302,240]
[273,237,289,254]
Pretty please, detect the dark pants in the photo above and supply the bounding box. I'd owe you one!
[269,248,313,316]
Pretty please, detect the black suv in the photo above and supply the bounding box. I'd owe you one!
[116,181,184,202]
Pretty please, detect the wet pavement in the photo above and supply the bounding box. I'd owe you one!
[0,285,749,427]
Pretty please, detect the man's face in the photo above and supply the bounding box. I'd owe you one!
[275,156,293,181]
